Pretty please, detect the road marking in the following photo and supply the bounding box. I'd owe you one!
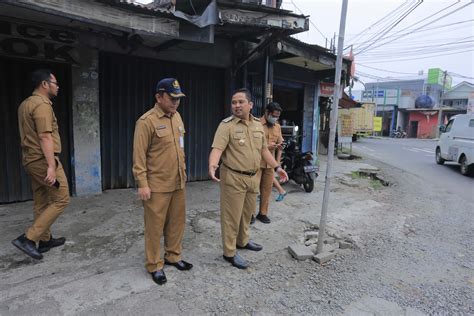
[403,147,434,154]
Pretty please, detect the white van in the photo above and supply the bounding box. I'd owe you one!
[436,113,474,176]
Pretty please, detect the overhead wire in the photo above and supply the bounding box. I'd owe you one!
[357,48,474,63]
[355,0,424,55]
[344,0,414,50]
[358,1,474,55]
[352,0,419,52]
[289,0,327,41]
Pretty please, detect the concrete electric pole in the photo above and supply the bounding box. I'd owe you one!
[317,0,349,254]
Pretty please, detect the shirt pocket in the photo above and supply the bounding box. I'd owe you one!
[233,131,246,146]
[155,127,173,144]
[253,131,264,149]
[52,113,59,132]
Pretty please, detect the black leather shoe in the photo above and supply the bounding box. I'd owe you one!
[11,234,43,260]
[256,213,271,224]
[38,236,66,253]
[150,270,167,285]
[223,253,249,269]
[237,240,263,251]
[165,260,193,271]
[250,215,255,224]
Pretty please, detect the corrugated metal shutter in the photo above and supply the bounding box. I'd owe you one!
[0,57,73,203]
[99,52,225,190]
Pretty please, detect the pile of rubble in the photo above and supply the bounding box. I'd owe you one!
[288,224,354,265]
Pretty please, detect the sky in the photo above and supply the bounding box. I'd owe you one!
[280,0,474,90]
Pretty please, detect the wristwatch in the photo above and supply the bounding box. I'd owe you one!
[274,165,281,172]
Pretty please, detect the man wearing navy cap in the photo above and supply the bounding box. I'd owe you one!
[133,78,192,285]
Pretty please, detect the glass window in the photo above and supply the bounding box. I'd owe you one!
[445,119,454,132]
[469,119,474,128]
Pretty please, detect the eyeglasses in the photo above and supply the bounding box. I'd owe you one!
[47,81,59,87]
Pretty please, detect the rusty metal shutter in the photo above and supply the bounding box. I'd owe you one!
[99,52,225,190]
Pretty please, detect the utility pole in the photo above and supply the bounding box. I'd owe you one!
[317,0,349,255]
[437,70,448,138]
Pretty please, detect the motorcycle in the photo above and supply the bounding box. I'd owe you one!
[391,129,407,138]
[281,133,319,193]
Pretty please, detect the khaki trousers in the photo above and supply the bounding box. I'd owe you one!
[220,167,260,257]
[143,189,185,272]
[25,157,70,243]
[258,167,274,216]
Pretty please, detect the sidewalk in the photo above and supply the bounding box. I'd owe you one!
[0,157,387,315]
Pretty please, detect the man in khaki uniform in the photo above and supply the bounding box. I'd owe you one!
[255,102,284,224]
[209,88,288,269]
[12,69,70,260]
[133,78,192,285]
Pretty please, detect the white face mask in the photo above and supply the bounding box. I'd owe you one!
[266,115,278,125]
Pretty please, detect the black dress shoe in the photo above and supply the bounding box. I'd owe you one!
[11,234,43,260]
[150,270,167,285]
[250,215,255,224]
[237,240,263,251]
[256,213,271,224]
[223,253,249,269]
[165,260,193,271]
[38,236,66,253]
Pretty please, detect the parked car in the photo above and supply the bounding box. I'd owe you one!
[436,113,474,176]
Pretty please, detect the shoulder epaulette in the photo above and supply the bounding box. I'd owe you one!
[253,117,260,121]
[139,109,154,120]
[222,116,233,123]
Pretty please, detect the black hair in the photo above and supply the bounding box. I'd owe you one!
[266,102,282,113]
[232,88,252,102]
[31,69,53,89]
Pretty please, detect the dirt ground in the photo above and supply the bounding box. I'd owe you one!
[0,155,471,315]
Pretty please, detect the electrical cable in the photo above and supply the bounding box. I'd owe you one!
[358,1,473,55]
[344,0,414,50]
[355,0,424,55]
[352,0,420,52]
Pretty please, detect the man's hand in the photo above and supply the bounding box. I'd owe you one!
[268,141,277,151]
[276,167,288,183]
[276,142,283,151]
[138,187,151,200]
[44,166,57,186]
[209,164,220,182]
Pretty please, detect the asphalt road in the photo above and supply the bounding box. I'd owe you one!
[353,137,474,202]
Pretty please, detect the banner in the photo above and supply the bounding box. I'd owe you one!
[373,117,382,132]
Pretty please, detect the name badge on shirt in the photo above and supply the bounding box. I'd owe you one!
[179,126,184,148]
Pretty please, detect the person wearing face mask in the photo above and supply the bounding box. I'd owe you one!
[253,102,284,224]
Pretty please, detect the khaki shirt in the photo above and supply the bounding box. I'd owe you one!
[260,116,284,168]
[133,104,186,192]
[212,115,267,173]
[18,92,61,166]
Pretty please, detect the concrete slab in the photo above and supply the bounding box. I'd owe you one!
[313,252,336,264]
[288,244,314,261]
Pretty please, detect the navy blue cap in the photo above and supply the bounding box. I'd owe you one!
[156,78,185,98]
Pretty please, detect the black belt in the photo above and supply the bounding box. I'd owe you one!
[224,164,257,176]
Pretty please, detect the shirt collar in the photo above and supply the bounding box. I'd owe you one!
[32,92,52,105]
[234,114,256,125]
[153,103,173,118]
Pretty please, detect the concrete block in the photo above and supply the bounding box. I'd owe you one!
[304,239,317,246]
[339,241,352,249]
[323,237,337,245]
[313,252,337,264]
[304,231,319,239]
[324,244,338,253]
[288,244,314,261]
